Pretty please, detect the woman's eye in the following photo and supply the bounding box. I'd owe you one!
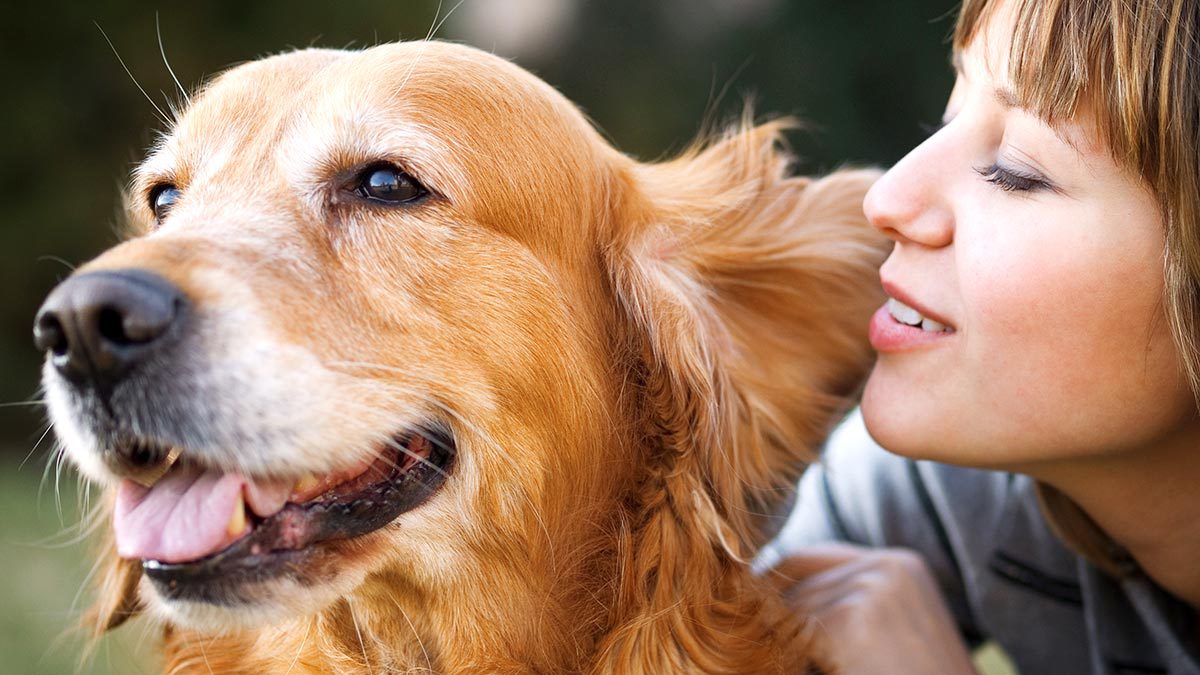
[974,164,1053,194]
[150,184,181,221]
[351,165,427,204]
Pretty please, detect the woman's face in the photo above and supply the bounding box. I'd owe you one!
[860,3,1194,469]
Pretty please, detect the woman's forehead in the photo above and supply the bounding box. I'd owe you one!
[950,11,1105,159]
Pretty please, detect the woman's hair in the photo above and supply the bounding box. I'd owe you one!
[955,0,1200,575]
[955,0,1200,402]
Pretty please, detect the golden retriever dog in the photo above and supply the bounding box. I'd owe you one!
[35,41,886,673]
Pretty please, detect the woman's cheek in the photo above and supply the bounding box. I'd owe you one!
[963,212,1182,454]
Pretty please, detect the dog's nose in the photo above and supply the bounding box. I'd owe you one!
[34,270,186,386]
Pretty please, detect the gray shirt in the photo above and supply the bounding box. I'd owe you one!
[759,410,1200,675]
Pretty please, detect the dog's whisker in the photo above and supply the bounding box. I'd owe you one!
[37,441,69,522]
[19,419,55,471]
[394,0,467,97]
[385,434,448,477]
[0,399,47,408]
[390,595,433,672]
[155,12,191,105]
[53,441,69,524]
[197,635,216,675]
[20,491,105,550]
[51,483,111,550]
[283,618,313,675]
[429,0,469,42]
[422,0,445,43]
[69,524,112,618]
[36,441,58,504]
[347,597,373,675]
[36,254,77,273]
[410,424,456,454]
[94,22,174,128]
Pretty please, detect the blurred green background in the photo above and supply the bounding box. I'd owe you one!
[0,0,968,672]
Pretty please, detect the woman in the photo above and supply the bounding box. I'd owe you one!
[762,0,1200,673]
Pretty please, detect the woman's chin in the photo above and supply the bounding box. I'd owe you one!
[861,368,932,456]
[861,371,973,466]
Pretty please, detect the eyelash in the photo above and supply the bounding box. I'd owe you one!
[974,164,1052,193]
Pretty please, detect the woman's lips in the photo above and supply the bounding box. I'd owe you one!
[868,304,955,352]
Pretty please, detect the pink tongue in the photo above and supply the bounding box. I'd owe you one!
[114,467,293,563]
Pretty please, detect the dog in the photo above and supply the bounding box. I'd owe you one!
[35,40,887,673]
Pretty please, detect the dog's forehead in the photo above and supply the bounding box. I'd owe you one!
[193,42,559,121]
[160,43,583,162]
[141,42,606,213]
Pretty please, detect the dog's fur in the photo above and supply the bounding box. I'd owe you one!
[49,41,888,673]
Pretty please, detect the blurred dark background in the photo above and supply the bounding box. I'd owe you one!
[0,0,957,670]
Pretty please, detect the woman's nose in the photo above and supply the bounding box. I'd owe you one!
[863,137,955,249]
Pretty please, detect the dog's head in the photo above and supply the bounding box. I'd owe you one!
[37,41,885,667]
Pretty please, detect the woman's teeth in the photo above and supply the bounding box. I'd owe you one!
[886,298,952,333]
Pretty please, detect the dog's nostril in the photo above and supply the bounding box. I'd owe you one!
[34,313,70,357]
[98,306,133,346]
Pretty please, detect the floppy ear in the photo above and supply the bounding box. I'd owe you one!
[595,120,886,671]
[608,119,888,554]
[82,491,143,637]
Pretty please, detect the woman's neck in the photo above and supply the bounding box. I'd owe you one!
[1028,417,1200,607]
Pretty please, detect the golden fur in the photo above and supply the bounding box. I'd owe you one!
[59,41,888,673]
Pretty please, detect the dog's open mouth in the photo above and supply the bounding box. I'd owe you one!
[112,427,455,601]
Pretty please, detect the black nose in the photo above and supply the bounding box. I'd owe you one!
[34,270,186,387]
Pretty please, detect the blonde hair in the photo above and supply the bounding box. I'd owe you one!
[955,0,1200,575]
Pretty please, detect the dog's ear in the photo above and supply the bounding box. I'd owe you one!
[607,119,888,555]
[82,493,143,637]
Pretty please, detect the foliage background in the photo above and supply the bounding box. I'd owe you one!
[0,1,963,671]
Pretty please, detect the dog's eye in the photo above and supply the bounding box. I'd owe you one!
[351,165,427,204]
[150,184,181,221]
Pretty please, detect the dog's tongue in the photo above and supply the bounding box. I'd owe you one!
[114,466,293,563]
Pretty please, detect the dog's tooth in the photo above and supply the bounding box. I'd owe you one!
[227,493,248,537]
[294,473,320,495]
